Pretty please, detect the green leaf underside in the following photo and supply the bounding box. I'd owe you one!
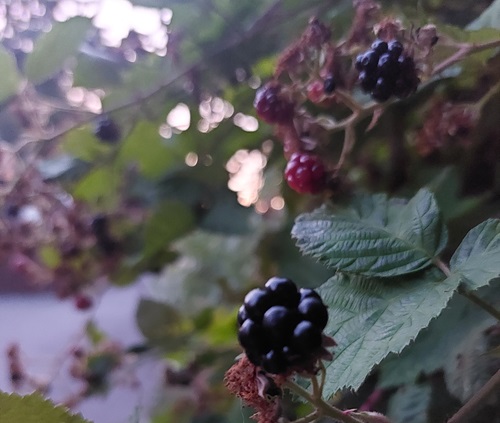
[0,391,90,423]
[449,219,500,290]
[319,268,459,395]
[378,281,500,388]
[24,17,92,83]
[387,384,432,423]
[0,46,21,103]
[292,189,447,277]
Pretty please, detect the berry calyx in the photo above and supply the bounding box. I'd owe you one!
[254,82,295,124]
[284,153,327,194]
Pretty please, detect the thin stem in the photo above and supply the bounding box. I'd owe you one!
[283,380,365,423]
[336,123,356,170]
[433,39,500,76]
[447,369,500,423]
[458,286,500,321]
[290,410,322,423]
[433,258,500,321]
[433,258,452,277]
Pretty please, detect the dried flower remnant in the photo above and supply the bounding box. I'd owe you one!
[415,100,476,157]
[224,355,284,423]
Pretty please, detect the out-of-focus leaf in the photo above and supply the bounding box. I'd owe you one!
[63,127,111,162]
[136,299,192,349]
[0,391,91,423]
[199,189,256,234]
[118,121,179,179]
[73,52,122,89]
[387,384,431,423]
[0,46,21,103]
[24,17,92,83]
[72,166,121,207]
[319,268,458,395]
[144,201,195,256]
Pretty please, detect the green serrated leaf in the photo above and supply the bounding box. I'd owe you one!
[292,189,447,277]
[450,219,500,290]
[378,282,500,388]
[386,384,431,423]
[0,46,21,103]
[319,268,458,395]
[24,17,92,83]
[0,391,91,423]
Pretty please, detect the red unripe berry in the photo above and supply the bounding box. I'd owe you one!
[254,82,294,124]
[306,80,325,104]
[74,294,93,311]
[285,153,327,194]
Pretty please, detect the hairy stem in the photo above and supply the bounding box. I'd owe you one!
[291,410,322,423]
[458,286,500,321]
[283,380,364,423]
[447,369,500,423]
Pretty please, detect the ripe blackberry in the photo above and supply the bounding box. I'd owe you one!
[236,277,333,375]
[356,39,419,102]
[284,153,327,194]
[94,117,121,143]
[254,82,295,124]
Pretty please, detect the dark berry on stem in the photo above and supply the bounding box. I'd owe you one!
[262,306,299,345]
[94,117,121,143]
[387,40,403,58]
[291,321,323,353]
[377,53,400,78]
[285,153,327,194]
[323,76,336,94]
[371,78,393,102]
[254,82,294,125]
[244,288,274,322]
[298,297,329,329]
[265,277,300,308]
[238,319,269,353]
[356,51,379,72]
[358,71,377,92]
[299,288,322,302]
[237,305,248,326]
[371,39,388,54]
[262,350,289,374]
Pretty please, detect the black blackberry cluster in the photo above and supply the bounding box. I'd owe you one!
[237,277,329,375]
[355,39,420,102]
